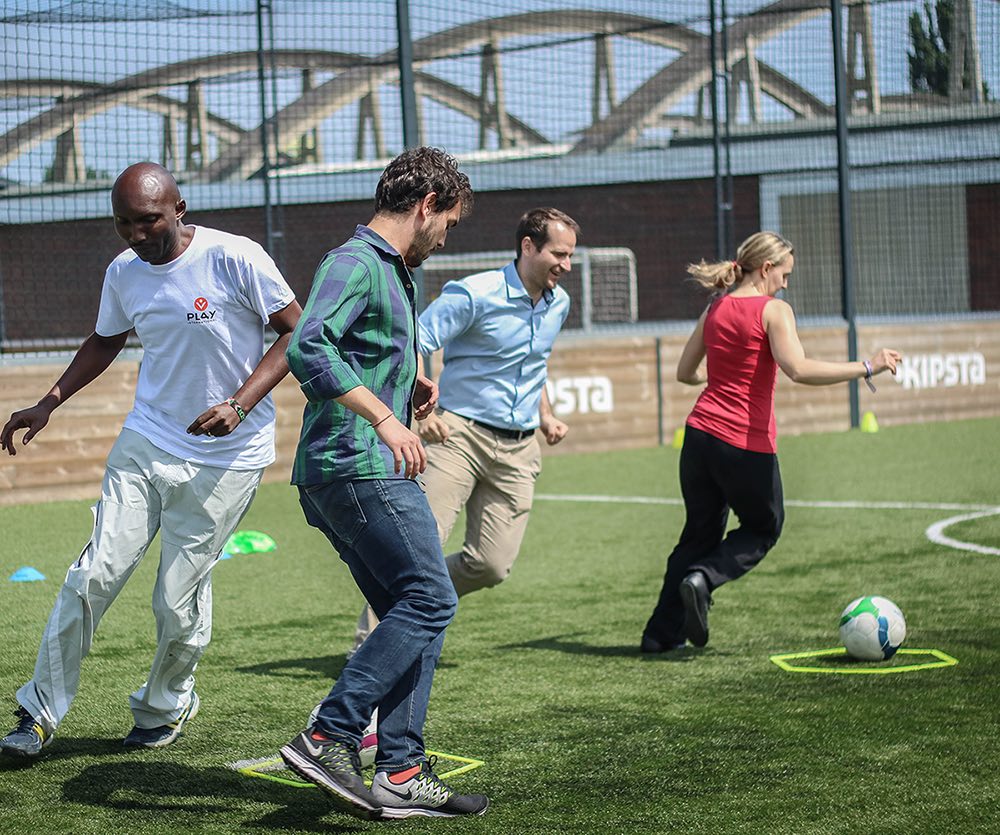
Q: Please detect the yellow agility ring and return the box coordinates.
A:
[230,749,485,788]
[769,647,959,675]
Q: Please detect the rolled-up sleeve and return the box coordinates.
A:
[418,281,475,355]
[287,254,369,403]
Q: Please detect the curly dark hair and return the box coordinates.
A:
[515,207,581,258]
[374,147,473,217]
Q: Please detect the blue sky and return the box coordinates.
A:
[2,1,998,184]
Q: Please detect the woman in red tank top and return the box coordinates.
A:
[641,232,901,653]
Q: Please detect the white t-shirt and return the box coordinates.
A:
[96,226,296,470]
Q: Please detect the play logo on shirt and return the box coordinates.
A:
[188,296,217,323]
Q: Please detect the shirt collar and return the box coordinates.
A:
[354,225,416,302]
[504,261,554,306]
[354,224,403,260]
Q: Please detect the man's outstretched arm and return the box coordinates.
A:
[1,330,130,455]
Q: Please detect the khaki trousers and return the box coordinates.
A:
[351,410,541,650]
[425,410,541,596]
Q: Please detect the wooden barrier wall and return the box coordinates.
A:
[2,319,998,505]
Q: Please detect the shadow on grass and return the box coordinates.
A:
[236,654,459,681]
[236,655,347,680]
[0,737,124,768]
[61,761,373,833]
[497,632,705,662]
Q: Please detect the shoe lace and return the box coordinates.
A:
[316,737,362,773]
[412,756,454,802]
[13,708,41,737]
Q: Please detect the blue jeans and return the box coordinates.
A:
[298,478,457,769]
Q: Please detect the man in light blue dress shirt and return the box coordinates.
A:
[352,208,578,648]
[415,207,579,596]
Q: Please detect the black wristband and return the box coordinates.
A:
[862,361,876,393]
[227,398,247,422]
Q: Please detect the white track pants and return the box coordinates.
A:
[16,428,262,734]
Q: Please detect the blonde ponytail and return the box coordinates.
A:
[686,232,794,294]
[687,259,742,291]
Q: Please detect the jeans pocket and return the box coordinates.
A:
[303,481,368,547]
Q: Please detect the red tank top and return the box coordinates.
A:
[686,294,778,453]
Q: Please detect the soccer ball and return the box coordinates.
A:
[839,595,906,661]
[307,703,378,768]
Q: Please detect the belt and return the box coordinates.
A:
[467,417,534,442]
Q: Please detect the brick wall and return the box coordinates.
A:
[0,177,760,343]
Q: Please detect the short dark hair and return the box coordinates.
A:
[374,147,473,217]
[515,207,581,258]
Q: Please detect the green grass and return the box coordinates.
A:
[1,417,999,834]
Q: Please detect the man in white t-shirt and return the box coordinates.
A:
[0,162,301,762]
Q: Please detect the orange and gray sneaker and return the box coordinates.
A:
[371,757,489,819]
[1,706,53,760]
[280,728,383,821]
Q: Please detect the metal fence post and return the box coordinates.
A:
[709,0,725,259]
[396,0,432,377]
[255,0,274,260]
[396,0,419,149]
[831,0,860,428]
[655,336,664,447]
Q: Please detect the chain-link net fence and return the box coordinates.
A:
[1,1,998,351]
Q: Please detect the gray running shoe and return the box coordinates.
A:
[280,729,382,821]
[1,707,53,760]
[372,757,489,819]
[307,704,378,769]
[123,692,200,749]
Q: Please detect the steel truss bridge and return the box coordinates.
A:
[0,0,988,185]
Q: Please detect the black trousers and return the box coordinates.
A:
[643,425,784,646]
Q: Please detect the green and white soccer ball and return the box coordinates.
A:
[839,595,906,661]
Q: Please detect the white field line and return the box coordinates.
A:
[924,510,1000,557]
[535,494,998,511]
[534,494,1000,556]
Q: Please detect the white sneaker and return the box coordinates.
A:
[359,709,378,768]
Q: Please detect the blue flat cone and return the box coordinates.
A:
[10,566,46,582]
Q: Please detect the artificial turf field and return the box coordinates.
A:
[1,417,998,834]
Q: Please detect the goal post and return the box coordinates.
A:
[420,247,638,332]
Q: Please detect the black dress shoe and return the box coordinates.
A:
[640,633,686,653]
[680,571,712,647]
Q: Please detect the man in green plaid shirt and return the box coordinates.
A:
[279,148,488,821]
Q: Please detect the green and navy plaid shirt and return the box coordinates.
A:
[287,225,418,483]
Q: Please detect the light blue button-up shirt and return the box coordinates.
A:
[418,261,571,431]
